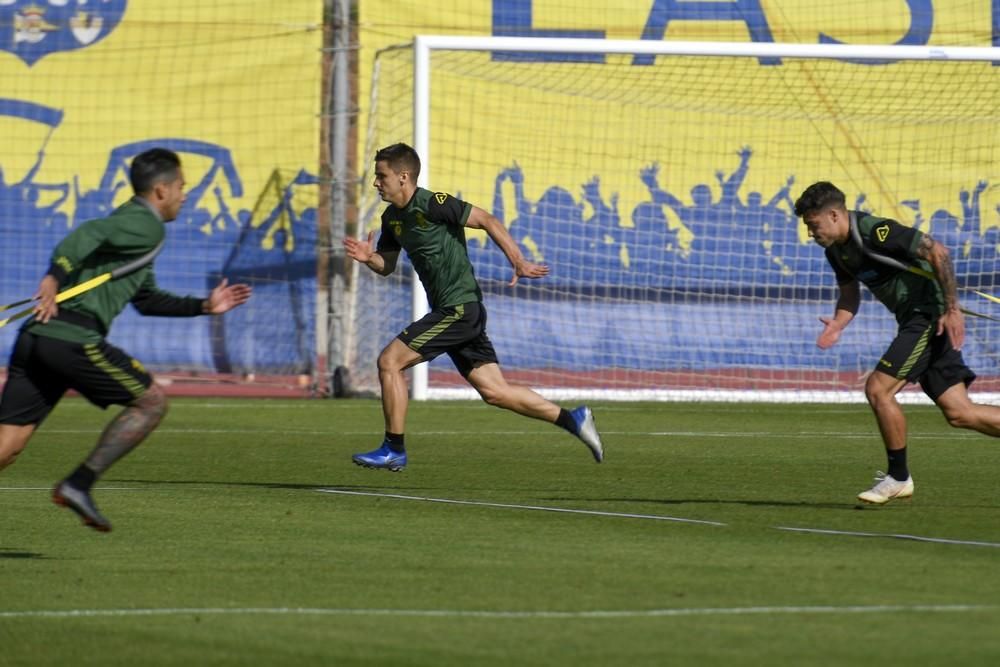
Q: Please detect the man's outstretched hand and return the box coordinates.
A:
[205,278,252,314]
[509,259,549,287]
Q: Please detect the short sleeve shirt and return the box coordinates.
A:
[376,187,481,308]
[825,212,944,322]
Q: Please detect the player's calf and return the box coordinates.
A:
[85,383,168,474]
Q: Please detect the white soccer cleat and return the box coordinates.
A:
[857,471,914,505]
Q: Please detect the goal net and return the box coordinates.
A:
[350,36,1000,402]
[0,2,322,394]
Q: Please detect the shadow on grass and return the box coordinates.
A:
[113,479,862,510]
[111,478,440,493]
[0,548,47,560]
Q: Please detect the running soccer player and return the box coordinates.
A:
[0,148,252,531]
[342,143,604,470]
[795,181,1000,504]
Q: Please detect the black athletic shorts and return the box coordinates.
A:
[875,312,975,402]
[397,301,498,377]
[0,330,152,425]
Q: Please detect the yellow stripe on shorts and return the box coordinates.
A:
[409,304,465,351]
[898,324,932,378]
[83,344,145,398]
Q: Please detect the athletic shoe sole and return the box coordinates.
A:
[857,491,913,506]
[352,458,406,472]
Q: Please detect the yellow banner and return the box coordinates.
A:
[359,0,999,252]
[0,0,321,233]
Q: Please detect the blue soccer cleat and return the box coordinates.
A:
[569,406,604,463]
[352,441,407,471]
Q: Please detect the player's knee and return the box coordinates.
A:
[0,450,18,470]
[476,385,507,408]
[0,427,32,471]
[377,351,404,375]
[863,386,878,407]
[376,355,393,374]
[0,441,25,470]
[135,383,169,420]
[864,382,891,408]
[0,454,15,470]
[940,404,973,429]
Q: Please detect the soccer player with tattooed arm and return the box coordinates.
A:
[795,181,1000,505]
[0,148,252,532]
[342,143,604,471]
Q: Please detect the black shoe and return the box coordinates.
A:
[52,481,112,532]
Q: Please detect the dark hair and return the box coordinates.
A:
[374,143,421,180]
[129,148,182,195]
[793,181,846,217]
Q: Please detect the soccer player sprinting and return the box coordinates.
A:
[342,143,603,470]
[0,148,252,531]
[795,181,1000,505]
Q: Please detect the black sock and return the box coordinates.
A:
[65,464,97,491]
[887,447,908,481]
[384,432,405,453]
[555,409,576,434]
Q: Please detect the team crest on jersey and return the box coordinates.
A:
[434,193,448,205]
[390,220,402,237]
[875,225,890,243]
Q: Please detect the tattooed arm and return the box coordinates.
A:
[916,233,965,350]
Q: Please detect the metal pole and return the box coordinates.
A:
[325,0,351,395]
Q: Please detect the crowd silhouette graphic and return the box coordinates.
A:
[458,146,997,294]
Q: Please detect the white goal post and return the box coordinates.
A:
[352,35,1000,403]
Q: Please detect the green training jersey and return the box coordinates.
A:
[825,211,945,323]
[26,198,202,344]
[376,187,481,308]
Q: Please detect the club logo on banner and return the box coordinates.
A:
[2,0,127,66]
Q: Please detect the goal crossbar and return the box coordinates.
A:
[415,35,1000,62]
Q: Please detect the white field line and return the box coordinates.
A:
[316,489,726,526]
[0,603,994,621]
[3,483,996,548]
[775,526,1000,548]
[317,488,1000,548]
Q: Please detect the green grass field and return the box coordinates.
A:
[2,397,999,666]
